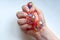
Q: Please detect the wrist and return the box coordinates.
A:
[35,25,59,40]
[35,25,47,40]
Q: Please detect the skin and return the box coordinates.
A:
[16,2,59,40]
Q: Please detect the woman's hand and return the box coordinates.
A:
[16,2,59,40]
[16,2,45,38]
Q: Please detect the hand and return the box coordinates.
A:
[16,2,59,40]
[16,2,46,40]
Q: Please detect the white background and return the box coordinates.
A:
[0,0,60,40]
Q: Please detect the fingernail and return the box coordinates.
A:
[27,2,33,9]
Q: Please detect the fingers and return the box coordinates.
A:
[16,11,27,19]
[22,2,42,16]
[29,5,35,12]
[17,18,27,25]
[22,3,35,13]
[20,24,32,30]
[27,2,46,24]
[17,2,46,31]
[22,5,29,12]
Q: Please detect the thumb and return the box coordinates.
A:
[33,3,46,24]
[27,2,46,25]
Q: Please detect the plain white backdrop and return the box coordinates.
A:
[0,0,60,40]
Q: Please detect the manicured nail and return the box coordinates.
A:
[27,2,33,9]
